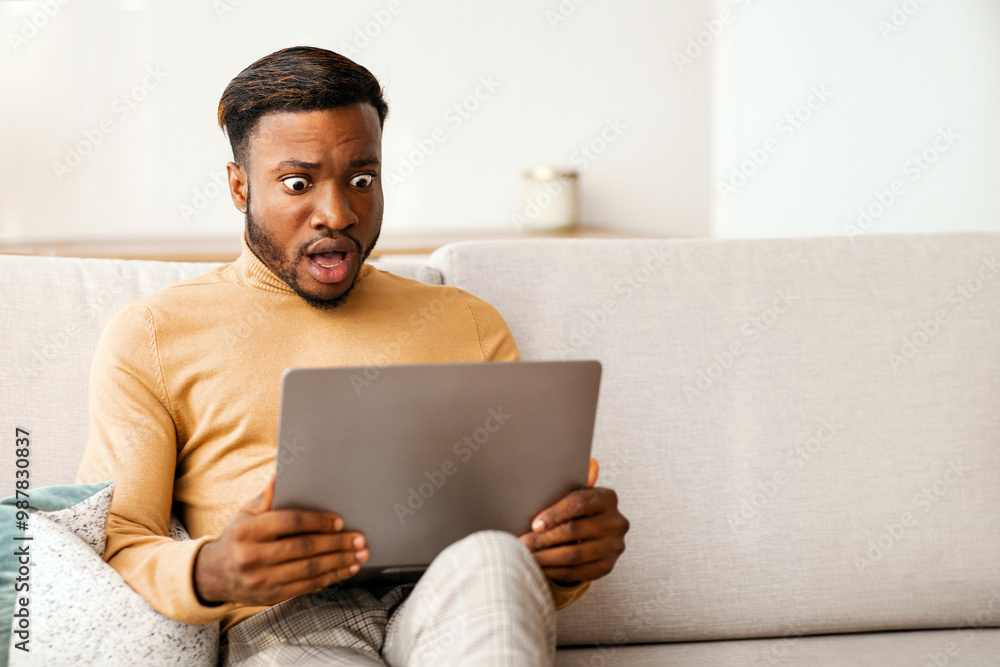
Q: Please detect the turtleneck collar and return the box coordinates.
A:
[230,228,296,294]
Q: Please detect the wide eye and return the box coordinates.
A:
[281,176,309,192]
[350,173,375,188]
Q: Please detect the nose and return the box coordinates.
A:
[309,183,358,232]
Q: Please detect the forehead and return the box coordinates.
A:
[246,104,382,167]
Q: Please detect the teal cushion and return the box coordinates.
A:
[0,482,111,664]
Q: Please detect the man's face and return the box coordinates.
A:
[227,104,383,310]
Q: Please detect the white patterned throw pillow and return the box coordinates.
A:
[2,483,218,666]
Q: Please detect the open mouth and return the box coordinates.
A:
[306,250,352,284]
[310,251,346,268]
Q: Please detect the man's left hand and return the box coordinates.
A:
[518,458,629,586]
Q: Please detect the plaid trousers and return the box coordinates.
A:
[219,530,557,666]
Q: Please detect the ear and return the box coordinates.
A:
[227,161,248,213]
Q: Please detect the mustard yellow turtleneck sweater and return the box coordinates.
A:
[75,232,589,633]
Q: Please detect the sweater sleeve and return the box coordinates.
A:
[461,293,521,362]
[75,303,236,625]
[551,580,592,610]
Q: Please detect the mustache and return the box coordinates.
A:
[299,232,362,256]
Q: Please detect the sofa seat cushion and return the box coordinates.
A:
[556,628,1000,666]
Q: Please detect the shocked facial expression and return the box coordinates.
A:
[227,103,383,310]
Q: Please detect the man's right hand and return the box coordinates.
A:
[193,475,369,606]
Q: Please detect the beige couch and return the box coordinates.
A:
[2,232,998,665]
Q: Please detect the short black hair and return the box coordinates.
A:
[218,46,389,167]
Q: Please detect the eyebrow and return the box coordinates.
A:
[272,157,381,172]
[348,157,381,169]
[274,159,321,171]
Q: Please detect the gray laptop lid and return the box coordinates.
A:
[272,360,601,584]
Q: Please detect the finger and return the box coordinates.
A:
[531,487,616,533]
[530,535,623,568]
[236,509,347,542]
[261,474,275,512]
[235,531,366,569]
[244,475,276,516]
[243,560,365,606]
[587,457,599,488]
[530,508,628,552]
[251,546,370,588]
[542,559,616,585]
[521,513,614,552]
[279,560,365,599]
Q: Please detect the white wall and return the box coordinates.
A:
[713,0,1000,238]
[0,0,712,241]
[3,1,995,243]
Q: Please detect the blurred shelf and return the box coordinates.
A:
[0,225,654,262]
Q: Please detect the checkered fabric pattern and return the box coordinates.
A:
[220,531,557,666]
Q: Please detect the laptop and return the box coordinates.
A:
[271,359,602,586]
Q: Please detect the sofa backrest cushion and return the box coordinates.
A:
[429,233,1000,645]
[1,255,223,491]
[0,253,439,491]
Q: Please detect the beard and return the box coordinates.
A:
[244,188,380,312]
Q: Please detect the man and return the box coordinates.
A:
[76,46,629,666]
